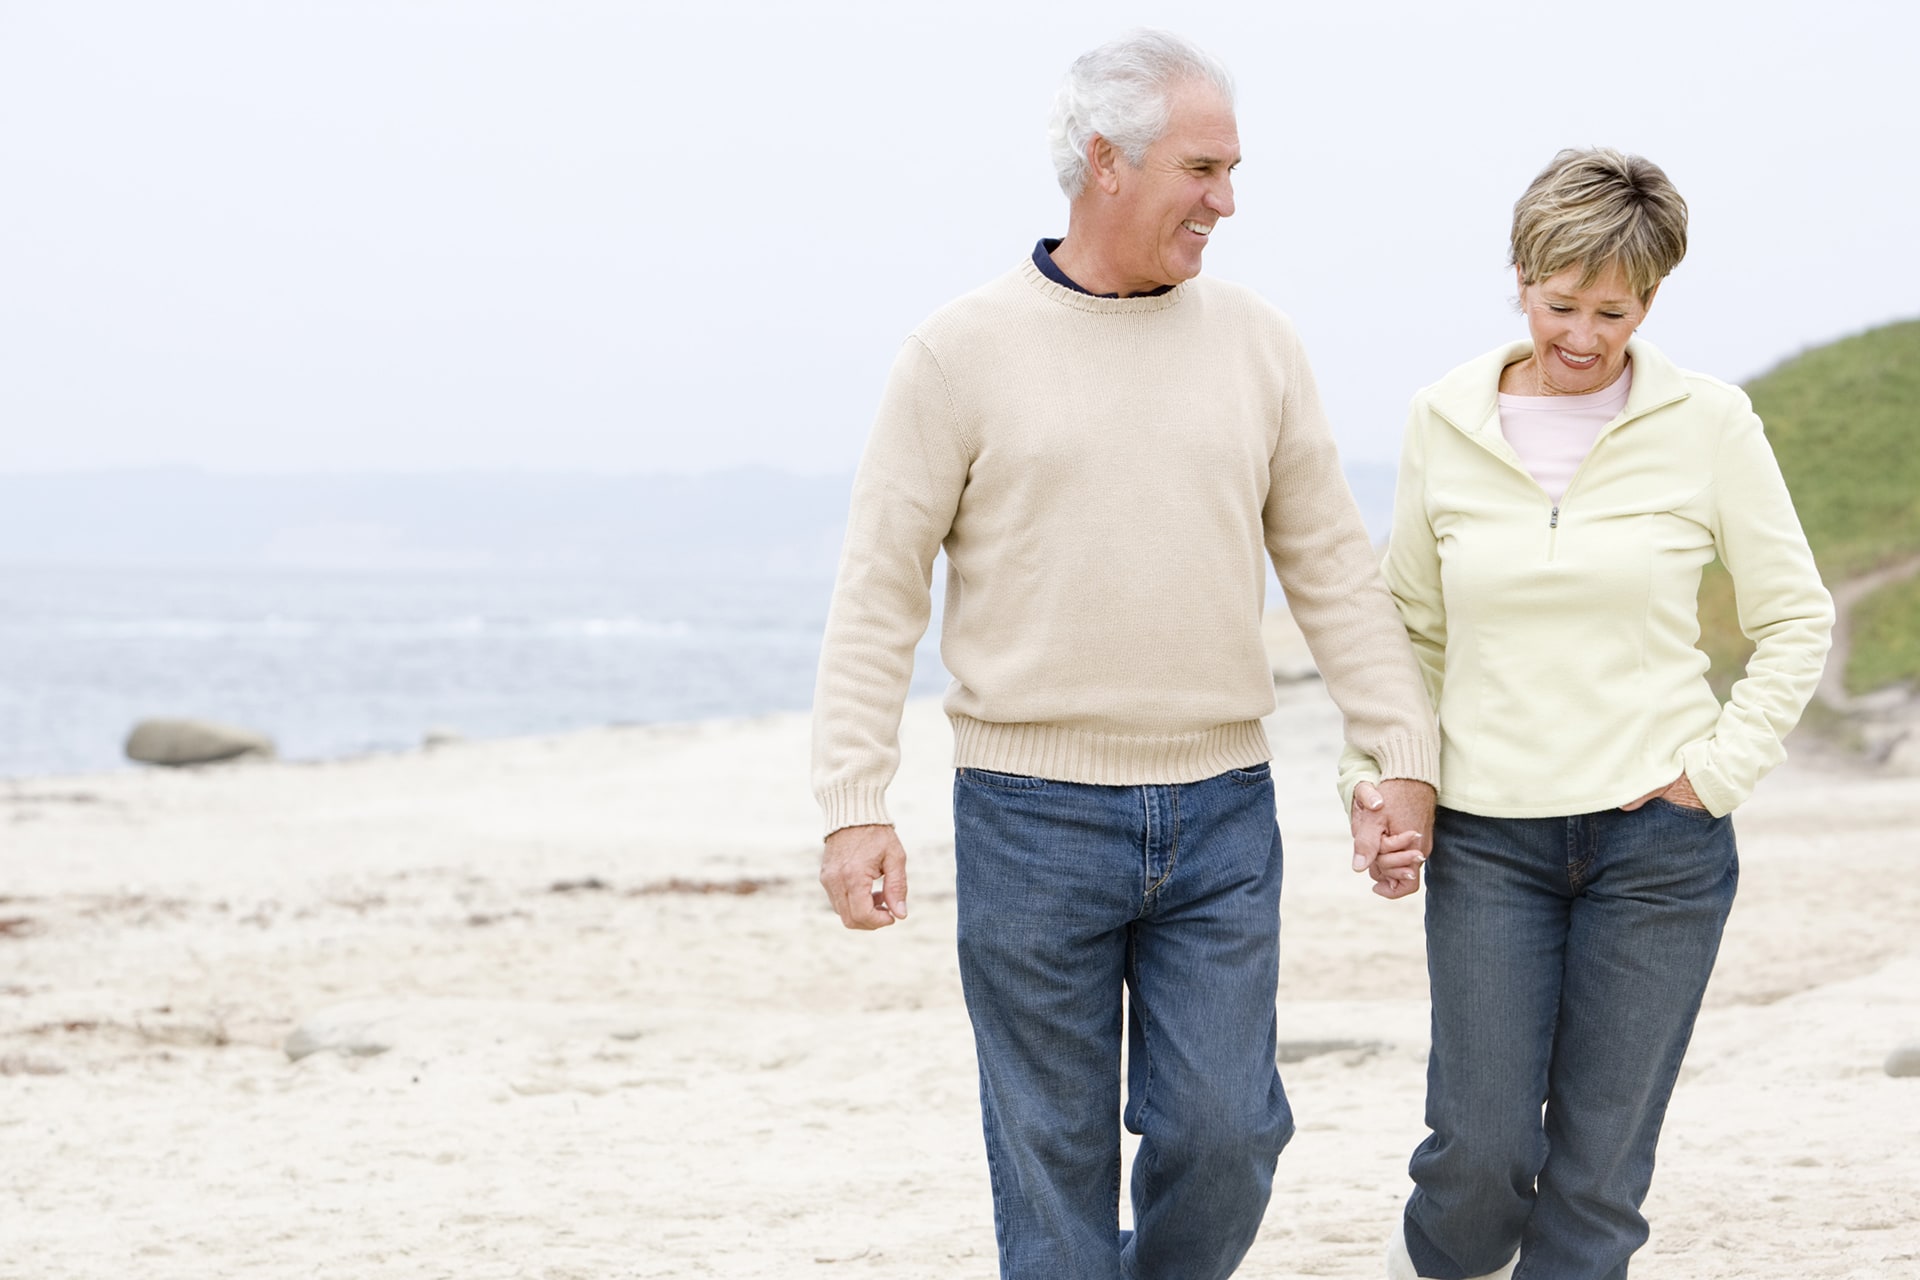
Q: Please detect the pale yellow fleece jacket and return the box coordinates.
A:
[1339,338,1834,819]
[812,258,1439,835]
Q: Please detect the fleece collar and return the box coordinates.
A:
[1424,336,1693,443]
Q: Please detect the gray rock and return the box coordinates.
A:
[1886,1043,1920,1078]
[1851,685,1917,717]
[1880,732,1920,777]
[422,727,465,749]
[125,718,275,767]
[1276,1038,1390,1064]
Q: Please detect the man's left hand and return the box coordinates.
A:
[1351,778,1437,900]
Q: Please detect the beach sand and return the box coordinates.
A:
[2,633,1917,1278]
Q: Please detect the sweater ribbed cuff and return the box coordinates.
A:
[1336,768,1380,819]
[818,786,893,839]
[1366,734,1441,790]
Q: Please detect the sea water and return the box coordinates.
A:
[0,563,948,778]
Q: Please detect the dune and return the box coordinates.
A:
[1,655,1915,1277]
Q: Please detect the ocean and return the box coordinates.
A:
[0,465,1390,780]
[0,563,947,779]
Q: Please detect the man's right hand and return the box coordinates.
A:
[819,823,909,930]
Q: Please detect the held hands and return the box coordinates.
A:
[1350,778,1437,900]
[1348,773,1705,902]
[1619,771,1707,812]
[819,823,909,930]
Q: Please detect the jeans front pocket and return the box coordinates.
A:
[959,768,1050,791]
[1649,794,1715,821]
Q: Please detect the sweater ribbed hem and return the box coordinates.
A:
[1367,734,1441,789]
[818,786,893,839]
[949,715,1272,786]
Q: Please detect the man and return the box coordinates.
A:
[812,29,1438,1280]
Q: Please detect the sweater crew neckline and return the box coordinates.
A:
[1017,255,1190,315]
[1032,238,1176,299]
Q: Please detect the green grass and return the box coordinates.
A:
[1846,571,1920,694]
[1746,318,1920,580]
[1695,318,1920,699]
[1695,560,1750,702]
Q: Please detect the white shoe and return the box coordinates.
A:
[1386,1221,1419,1280]
[1385,1220,1518,1280]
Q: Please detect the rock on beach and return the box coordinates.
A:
[124,718,276,767]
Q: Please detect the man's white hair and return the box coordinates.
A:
[1047,29,1235,199]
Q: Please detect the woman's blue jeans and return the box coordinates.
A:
[953,764,1294,1280]
[1403,801,1739,1280]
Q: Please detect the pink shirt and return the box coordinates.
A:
[1497,364,1633,503]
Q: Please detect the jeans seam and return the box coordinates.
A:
[1566,814,1595,893]
[1127,925,1157,1200]
[979,1083,1013,1273]
[1139,787,1154,905]
[1149,785,1180,899]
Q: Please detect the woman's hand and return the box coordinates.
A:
[1619,772,1707,812]
[1351,778,1435,898]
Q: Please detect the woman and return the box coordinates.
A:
[1343,148,1834,1279]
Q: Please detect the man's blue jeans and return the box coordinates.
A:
[1404,801,1739,1280]
[953,764,1294,1280]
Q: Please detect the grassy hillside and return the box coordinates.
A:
[1698,318,1920,698]
[1847,576,1920,693]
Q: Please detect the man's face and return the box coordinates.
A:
[1106,81,1239,292]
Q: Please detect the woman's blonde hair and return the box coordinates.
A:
[1510,148,1688,301]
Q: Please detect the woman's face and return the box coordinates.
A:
[1517,260,1656,395]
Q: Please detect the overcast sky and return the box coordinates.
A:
[2,0,1914,475]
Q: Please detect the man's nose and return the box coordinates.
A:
[1207,175,1235,219]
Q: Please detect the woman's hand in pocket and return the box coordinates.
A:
[1620,772,1706,812]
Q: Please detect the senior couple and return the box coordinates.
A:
[811,28,1832,1280]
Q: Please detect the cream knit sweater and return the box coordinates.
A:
[812,259,1438,835]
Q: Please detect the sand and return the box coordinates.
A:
[2,655,1917,1278]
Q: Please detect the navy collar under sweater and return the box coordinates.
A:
[1033,238,1175,299]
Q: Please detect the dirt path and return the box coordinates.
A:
[1817,552,1920,707]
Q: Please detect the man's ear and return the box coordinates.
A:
[1087,135,1122,196]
